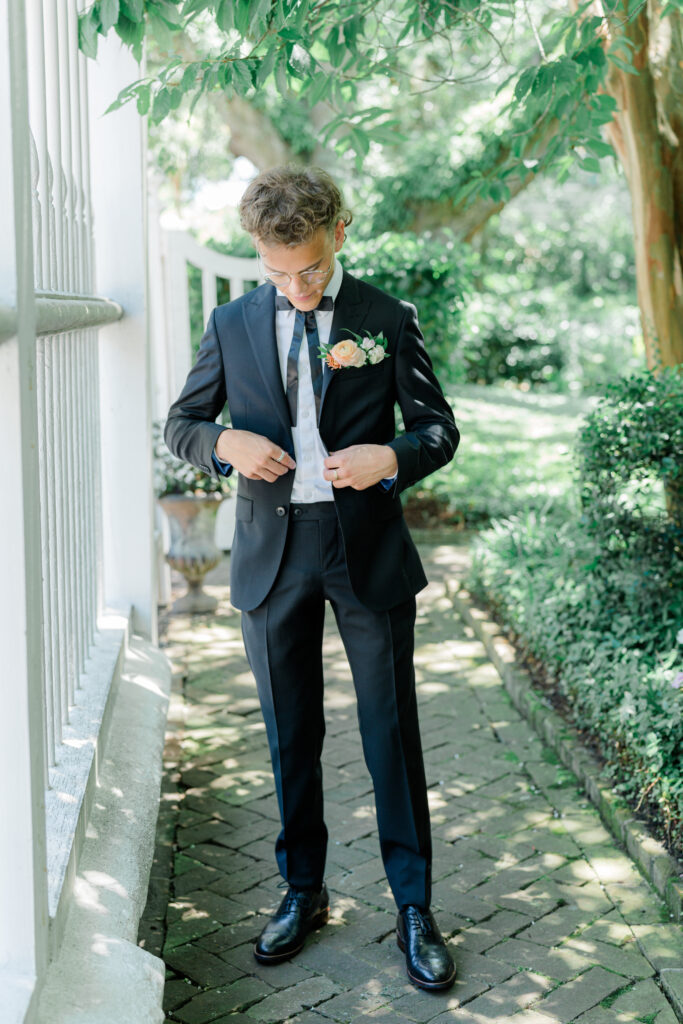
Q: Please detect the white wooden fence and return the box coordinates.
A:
[150,222,261,561]
[151,222,261,424]
[1,4,167,1021]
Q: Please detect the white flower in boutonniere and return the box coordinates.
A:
[319,330,390,370]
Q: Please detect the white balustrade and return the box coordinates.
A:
[1,3,161,1019]
[154,226,261,421]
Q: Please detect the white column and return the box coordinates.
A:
[0,1,49,1019]
[88,34,157,643]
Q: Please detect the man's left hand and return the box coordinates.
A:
[323,444,398,490]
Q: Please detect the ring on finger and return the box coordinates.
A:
[274,449,285,463]
[333,469,339,481]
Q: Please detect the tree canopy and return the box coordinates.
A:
[79,0,683,369]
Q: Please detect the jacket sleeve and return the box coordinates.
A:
[164,308,228,479]
[384,301,460,498]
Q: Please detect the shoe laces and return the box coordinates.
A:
[403,905,434,937]
[278,881,319,912]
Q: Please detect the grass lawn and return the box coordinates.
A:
[410,383,600,525]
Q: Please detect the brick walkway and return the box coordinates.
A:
[139,537,682,1024]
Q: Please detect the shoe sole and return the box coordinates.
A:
[396,930,457,991]
[253,907,330,965]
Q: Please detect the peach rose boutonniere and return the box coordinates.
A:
[318,330,390,370]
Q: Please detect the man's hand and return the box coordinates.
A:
[323,444,398,490]
[216,428,296,483]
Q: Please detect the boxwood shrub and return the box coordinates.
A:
[465,366,683,854]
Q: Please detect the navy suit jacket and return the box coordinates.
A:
[164,268,460,611]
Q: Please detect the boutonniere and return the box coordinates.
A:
[318,330,390,370]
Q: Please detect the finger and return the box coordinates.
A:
[267,460,291,477]
[258,468,279,483]
[270,446,296,470]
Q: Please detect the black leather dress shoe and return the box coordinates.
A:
[254,884,330,964]
[396,905,456,990]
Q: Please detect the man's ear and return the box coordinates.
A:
[334,219,346,251]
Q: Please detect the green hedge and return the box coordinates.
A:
[465,367,683,854]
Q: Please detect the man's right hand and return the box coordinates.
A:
[215,428,296,483]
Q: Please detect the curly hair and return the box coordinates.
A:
[239,165,353,246]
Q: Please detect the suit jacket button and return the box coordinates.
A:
[275,506,287,517]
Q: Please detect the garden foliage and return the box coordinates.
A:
[342,232,474,378]
[465,367,683,853]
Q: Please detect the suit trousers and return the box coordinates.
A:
[240,500,432,910]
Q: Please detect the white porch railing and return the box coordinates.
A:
[1,4,167,1022]
[151,223,261,424]
[149,222,261,571]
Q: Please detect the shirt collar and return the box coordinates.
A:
[324,256,343,302]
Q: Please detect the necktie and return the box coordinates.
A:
[275,295,334,425]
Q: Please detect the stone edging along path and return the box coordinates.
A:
[447,580,683,928]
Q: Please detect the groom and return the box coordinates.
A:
[164,166,460,990]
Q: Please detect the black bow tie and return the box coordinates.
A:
[275,295,334,312]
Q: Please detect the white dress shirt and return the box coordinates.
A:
[212,255,397,498]
[275,257,342,502]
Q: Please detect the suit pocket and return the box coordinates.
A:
[236,494,253,522]
[334,359,390,382]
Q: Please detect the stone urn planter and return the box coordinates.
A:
[158,493,224,613]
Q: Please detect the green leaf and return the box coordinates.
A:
[627,0,647,18]
[115,13,145,61]
[234,0,252,36]
[151,87,172,122]
[136,81,151,114]
[608,52,639,75]
[100,0,120,33]
[252,0,273,30]
[231,59,253,93]
[182,0,212,17]
[215,0,234,32]
[104,91,126,114]
[303,71,331,106]
[255,46,278,86]
[181,63,198,89]
[585,137,615,158]
[189,73,209,115]
[153,0,184,26]
[78,9,100,59]
[121,0,144,21]
[274,54,289,97]
[514,66,537,101]
[579,155,601,172]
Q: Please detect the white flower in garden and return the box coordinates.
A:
[677,628,683,645]
[368,345,386,364]
[672,671,683,690]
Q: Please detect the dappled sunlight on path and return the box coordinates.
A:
[139,541,681,1024]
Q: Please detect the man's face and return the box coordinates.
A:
[256,219,345,312]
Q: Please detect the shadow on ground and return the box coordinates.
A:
[139,540,680,1024]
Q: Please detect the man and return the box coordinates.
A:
[164,166,460,991]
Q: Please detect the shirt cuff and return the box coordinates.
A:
[211,448,232,476]
[379,471,398,490]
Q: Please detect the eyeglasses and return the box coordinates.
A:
[257,254,333,289]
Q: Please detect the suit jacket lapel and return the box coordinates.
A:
[318,269,371,426]
[241,283,293,442]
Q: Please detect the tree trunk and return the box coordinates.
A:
[577,2,683,370]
